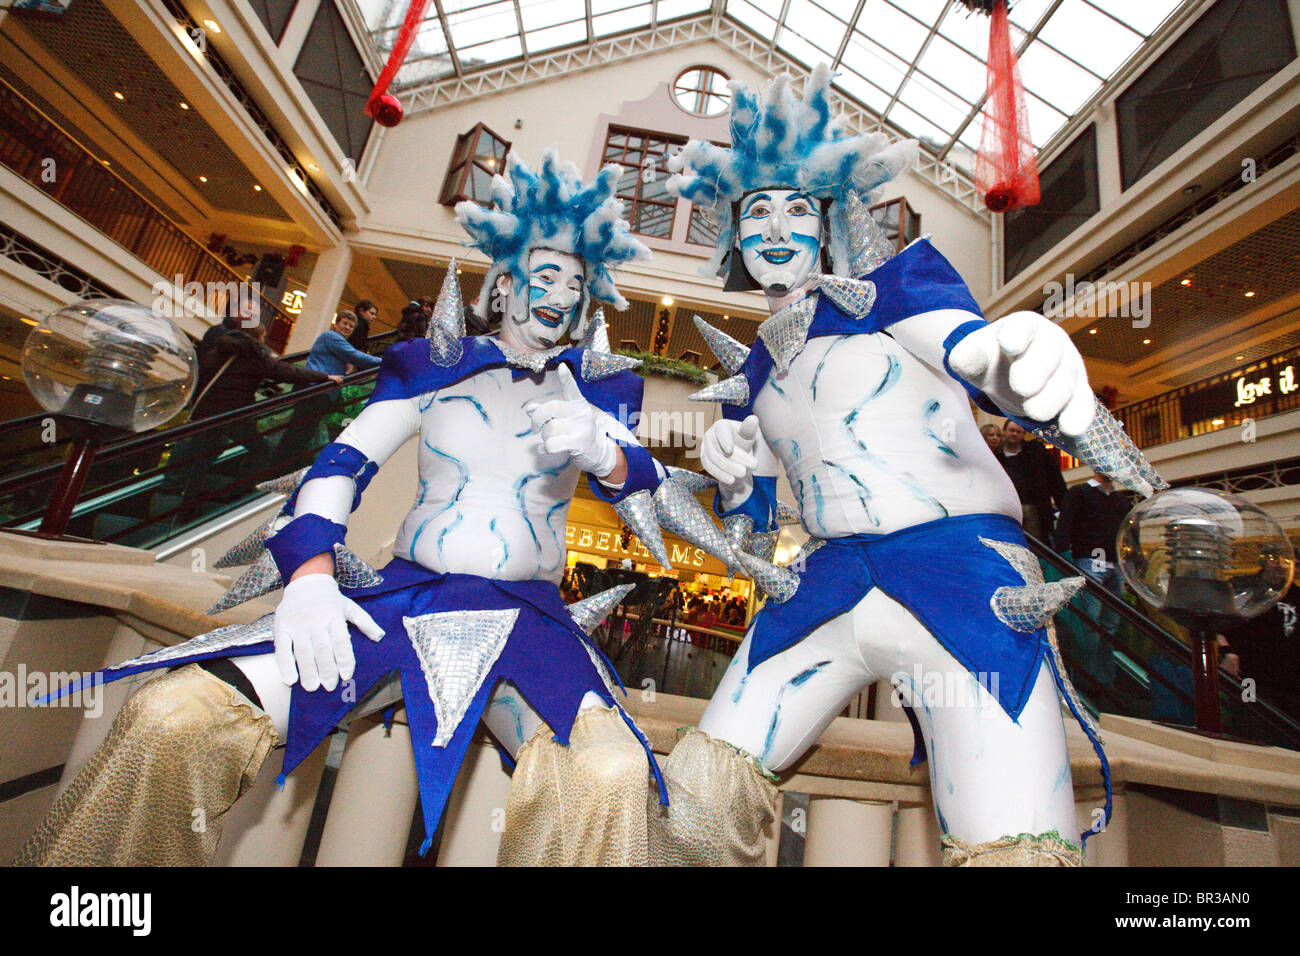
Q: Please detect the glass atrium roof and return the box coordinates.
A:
[356,0,1188,169]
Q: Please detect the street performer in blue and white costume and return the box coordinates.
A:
[649,66,1166,867]
[20,150,756,867]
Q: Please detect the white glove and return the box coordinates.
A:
[524,364,619,477]
[701,415,760,508]
[273,573,385,693]
[947,312,1096,437]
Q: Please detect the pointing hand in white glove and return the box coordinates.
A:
[701,415,761,507]
[947,312,1096,437]
[524,364,621,478]
[273,572,384,693]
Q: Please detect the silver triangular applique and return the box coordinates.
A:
[567,583,636,634]
[689,373,749,406]
[844,191,899,277]
[693,316,750,374]
[434,261,466,337]
[404,608,519,747]
[214,517,277,568]
[580,308,609,352]
[653,478,740,575]
[722,513,755,556]
[581,638,621,699]
[745,530,780,563]
[429,323,463,367]
[257,467,309,495]
[333,544,383,590]
[738,551,800,604]
[665,466,718,495]
[756,297,816,374]
[108,615,275,672]
[581,349,641,381]
[614,489,671,568]
[980,537,1085,632]
[789,536,825,569]
[812,275,877,319]
[207,551,282,614]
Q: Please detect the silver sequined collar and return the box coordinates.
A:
[492,338,568,373]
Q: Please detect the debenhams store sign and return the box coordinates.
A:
[564,522,726,575]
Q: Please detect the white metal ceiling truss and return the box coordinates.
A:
[401,12,988,217]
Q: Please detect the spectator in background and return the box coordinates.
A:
[419,296,435,321]
[1218,550,1299,721]
[996,419,1067,540]
[1054,470,1133,686]
[305,311,382,377]
[980,423,1002,452]
[348,299,377,350]
[396,302,429,342]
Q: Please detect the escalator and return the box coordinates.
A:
[0,332,395,549]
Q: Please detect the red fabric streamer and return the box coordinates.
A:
[365,0,436,127]
[974,1,1040,213]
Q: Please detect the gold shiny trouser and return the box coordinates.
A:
[14,665,277,866]
[496,704,652,866]
[647,728,778,866]
[942,830,1083,867]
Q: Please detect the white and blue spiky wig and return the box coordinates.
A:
[666,64,919,281]
[455,148,650,332]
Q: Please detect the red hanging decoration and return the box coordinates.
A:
[365,0,436,128]
[973,1,1040,213]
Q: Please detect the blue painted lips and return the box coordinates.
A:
[532,305,565,328]
[759,248,796,264]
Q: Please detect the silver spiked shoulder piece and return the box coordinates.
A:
[428,261,466,367]
[579,309,642,381]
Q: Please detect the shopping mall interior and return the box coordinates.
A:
[0,0,1299,867]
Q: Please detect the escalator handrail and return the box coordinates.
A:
[0,362,383,502]
[1024,531,1300,747]
[0,331,399,443]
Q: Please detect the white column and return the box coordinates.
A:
[215,743,329,866]
[803,797,894,866]
[286,242,352,354]
[436,738,514,866]
[314,711,419,867]
[895,803,943,867]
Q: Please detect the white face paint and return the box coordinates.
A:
[736,188,823,295]
[497,249,585,352]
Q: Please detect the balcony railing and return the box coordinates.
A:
[1112,344,1300,450]
[0,79,297,351]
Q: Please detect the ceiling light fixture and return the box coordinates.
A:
[1142,338,1151,344]
[1180,278,1191,286]
[179,101,189,110]
[253,184,261,191]
[203,19,221,33]
[113,91,125,101]
[1245,291,1256,297]
[661,296,674,306]
[1088,328,1098,334]
[198,176,207,183]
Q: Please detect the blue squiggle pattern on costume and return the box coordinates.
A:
[489,517,510,572]
[824,459,880,527]
[514,427,533,438]
[544,500,568,569]
[436,511,463,557]
[514,461,570,552]
[437,394,490,425]
[422,441,470,519]
[922,399,959,459]
[811,335,851,401]
[488,691,526,747]
[809,474,827,534]
[760,660,832,763]
[840,361,948,518]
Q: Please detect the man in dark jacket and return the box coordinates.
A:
[996,419,1067,540]
[347,299,377,351]
[172,327,340,505]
